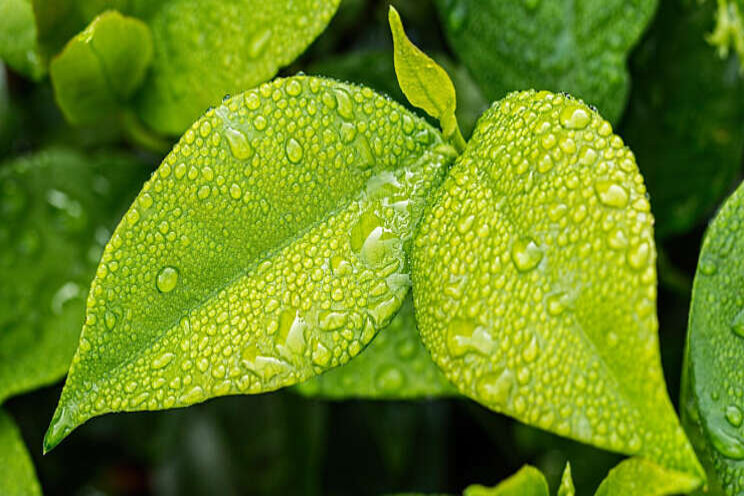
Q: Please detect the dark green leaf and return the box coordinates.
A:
[0,409,41,496]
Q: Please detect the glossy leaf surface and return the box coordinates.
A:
[434,0,656,123]
[50,10,153,125]
[594,458,700,495]
[0,409,41,496]
[45,76,455,450]
[0,148,149,403]
[412,90,702,478]
[296,296,453,399]
[682,180,744,495]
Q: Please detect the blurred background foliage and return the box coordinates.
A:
[1,0,743,494]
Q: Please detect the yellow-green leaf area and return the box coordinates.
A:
[594,457,701,495]
[0,148,149,404]
[295,295,454,399]
[0,409,41,496]
[710,0,744,70]
[558,462,575,496]
[44,76,456,451]
[411,90,702,479]
[434,0,657,123]
[50,10,153,125]
[463,465,548,496]
[682,180,744,495]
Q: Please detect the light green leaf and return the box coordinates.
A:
[594,457,701,495]
[411,90,703,480]
[0,148,149,404]
[463,465,548,496]
[620,0,744,238]
[682,179,744,495]
[0,409,41,496]
[295,295,454,399]
[389,6,465,152]
[44,76,456,451]
[709,0,744,70]
[434,0,657,124]
[50,10,153,125]
[558,462,575,496]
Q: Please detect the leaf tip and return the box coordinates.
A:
[42,402,78,454]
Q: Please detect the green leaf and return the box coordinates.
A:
[594,457,701,495]
[463,465,548,496]
[434,0,657,124]
[295,295,454,399]
[0,409,41,496]
[50,10,153,125]
[709,0,744,70]
[620,0,744,238]
[44,76,456,451]
[389,6,466,152]
[0,148,149,404]
[411,90,703,480]
[682,179,744,495]
[558,462,575,496]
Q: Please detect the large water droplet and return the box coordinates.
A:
[511,237,543,272]
[476,369,514,406]
[709,424,744,460]
[334,88,353,119]
[225,128,253,159]
[285,138,303,163]
[731,308,744,338]
[559,105,591,130]
[156,266,179,293]
[726,405,743,427]
[595,181,629,208]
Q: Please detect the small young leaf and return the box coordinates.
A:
[682,179,744,494]
[0,409,42,496]
[388,6,466,151]
[0,148,149,404]
[594,458,701,496]
[558,462,574,496]
[434,0,657,123]
[44,76,456,451]
[50,10,153,125]
[709,0,744,70]
[295,295,454,399]
[463,465,548,496]
[620,0,744,238]
[411,90,703,479]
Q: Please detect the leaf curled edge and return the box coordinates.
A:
[44,75,456,451]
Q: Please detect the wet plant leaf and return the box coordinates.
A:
[620,0,744,238]
[594,457,701,495]
[464,465,548,496]
[0,148,149,404]
[682,180,744,495]
[295,295,454,399]
[434,0,656,123]
[411,90,703,479]
[50,10,153,125]
[44,76,456,451]
[0,409,41,496]
[389,6,465,151]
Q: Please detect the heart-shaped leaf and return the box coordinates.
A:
[44,76,456,451]
[594,458,701,495]
[50,10,153,125]
[434,0,656,123]
[0,409,41,496]
[411,90,702,479]
[295,295,454,399]
[0,148,149,404]
[682,180,744,494]
[464,465,548,496]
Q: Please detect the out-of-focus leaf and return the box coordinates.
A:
[620,0,744,238]
[0,409,41,496]
[50,10,153,125]
[594,457,701,495]
[44,76,456,451]
[434,0,656,123]
[412,90,703,480]
[464,465,548,496]
[0,148,149,403]
[296,296,454,399]
[709,0,744,70]
[682,180,744,494]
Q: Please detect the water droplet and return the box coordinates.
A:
[156,266,179,293]
[285,138,303,163]
[726,405,743,427]
[248,28,272,58]
[511,237,543,272]
[709,424,744,460]
[476,369,514,406]
[225,128,253,159]
[104,310,117,330]
[151,352,175,370]
[334,88,353,119]
[447,318,476,357]
[700,257,718,275]
[627,242,650,270]
[286,79,302,96]
[595,181,628,208]
[731,308,744,338]
[559,105,591,130]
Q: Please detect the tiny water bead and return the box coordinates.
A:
[156,266,179,293]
